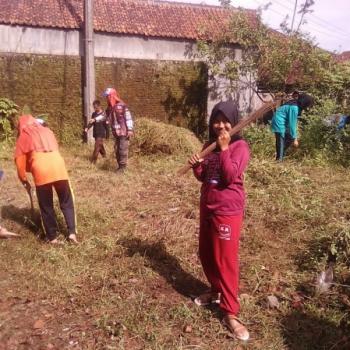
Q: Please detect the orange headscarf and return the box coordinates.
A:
[15,115,58,158]
[103,88,124,107]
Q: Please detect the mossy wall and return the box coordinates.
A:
[0,54,208,143]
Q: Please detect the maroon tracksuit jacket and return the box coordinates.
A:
[193,139,250,315]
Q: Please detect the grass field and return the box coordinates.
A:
[0,139,349,350]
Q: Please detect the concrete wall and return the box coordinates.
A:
[0,23,260,131]
[0,25,81,56]
[0,24,197,62]
[0,53,207,142]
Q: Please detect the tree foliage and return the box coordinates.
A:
[197,7,350,108]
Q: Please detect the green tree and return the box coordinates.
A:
[197,5,349,106]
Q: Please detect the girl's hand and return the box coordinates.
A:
[217,130,230,151]
[188,154,204,167]
[293,139,299,147]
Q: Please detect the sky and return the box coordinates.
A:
[170,0,350,52]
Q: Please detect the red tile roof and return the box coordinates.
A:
[0,0,255,41]
[337,51,350,63]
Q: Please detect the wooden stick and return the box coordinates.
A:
[25,184,35,218]
[177,101,278,176]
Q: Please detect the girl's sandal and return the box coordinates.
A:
[194,292,221,306]
[222,315,250,341]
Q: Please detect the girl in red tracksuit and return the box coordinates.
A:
[188,101,250,341]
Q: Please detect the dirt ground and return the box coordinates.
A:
[1,142,349,349]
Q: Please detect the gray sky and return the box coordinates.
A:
[171,0,350,52]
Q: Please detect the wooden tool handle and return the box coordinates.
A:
[177,101,277,176]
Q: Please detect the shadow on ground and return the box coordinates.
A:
[120,237,208,298]
[1,204,41,235]
[282,310,349,350]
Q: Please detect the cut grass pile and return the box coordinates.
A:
[0,126,350,349]
[131,118,201,156]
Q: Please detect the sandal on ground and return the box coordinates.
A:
[68,234,79,244]
[194,292,221,306]
[222,315,250,341]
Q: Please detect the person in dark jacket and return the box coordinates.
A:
[85,100,109,164]
[188,101,250,341]
[103,88,134,172]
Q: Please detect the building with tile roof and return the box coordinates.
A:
[337,51,350,63]
[0,0,252,40]
[0,0,259,141]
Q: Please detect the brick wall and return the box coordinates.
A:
[0,54,208,143]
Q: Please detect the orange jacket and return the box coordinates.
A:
[15,115,69,186]
[15,151,68,186]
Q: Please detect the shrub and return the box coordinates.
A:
[243,124,275,158]
[243,99,350,166]
[0,98,19,141]
[298,99,350,166]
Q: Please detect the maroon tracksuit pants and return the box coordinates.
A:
[199,211,242,315]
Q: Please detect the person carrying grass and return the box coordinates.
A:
[188,101,250,341]
[103,88,134,173]
[14,115,78,245]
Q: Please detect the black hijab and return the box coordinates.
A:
[283,93,313,116]
[297,93,314,112]
[208,101,241,143]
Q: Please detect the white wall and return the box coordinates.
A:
[0,24,198,61]
[94,33,198,61]
[0,25,81,56]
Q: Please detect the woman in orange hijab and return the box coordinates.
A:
[15,115,78,244]
[103,88,134,172]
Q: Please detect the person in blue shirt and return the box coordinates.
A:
[336,115,350,131]
[271,93,313,161]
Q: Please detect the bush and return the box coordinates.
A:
[298,99,350,166]
[243,99,350,166]
[131,118,201,156]
[243,124,275,158]
[0,98,18,141]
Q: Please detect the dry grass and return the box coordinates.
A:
[0,137,350,350]
[131,118,201,156]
